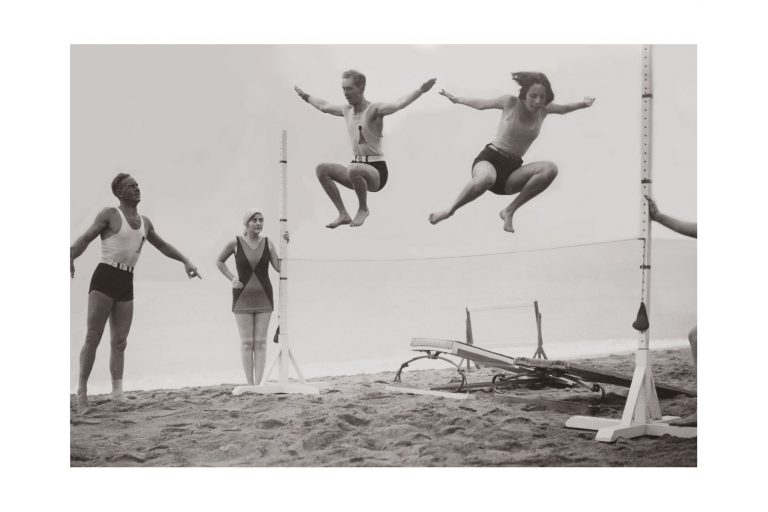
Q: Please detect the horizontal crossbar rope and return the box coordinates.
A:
[288,237,638,263]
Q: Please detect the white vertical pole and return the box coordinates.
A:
[278,129,289,385]
[639,44,653,352]
[625,44,662,425]
[565,45,695,440]
[232,130,321,395]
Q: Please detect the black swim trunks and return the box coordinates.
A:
[472,144,524,195]
[89,263,134,301]
[350,160,389,191]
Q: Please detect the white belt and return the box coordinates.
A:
[352,154,386,163]
[101,259,134,273]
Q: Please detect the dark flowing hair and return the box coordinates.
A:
[511,72,555,105]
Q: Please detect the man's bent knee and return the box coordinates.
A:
[316,163,335,178]
[688,326,697,344]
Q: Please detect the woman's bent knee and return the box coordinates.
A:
[473,173,495,189]
[543,162,558,179]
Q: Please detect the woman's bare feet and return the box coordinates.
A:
[428,210,452,225]
[326,213,352,229]
[499,209,515,232]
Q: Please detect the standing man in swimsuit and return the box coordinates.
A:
[70,172,200,410]
[429,72,595,233]
[295,70,436,228]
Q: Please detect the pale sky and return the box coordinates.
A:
[71,44,695,279]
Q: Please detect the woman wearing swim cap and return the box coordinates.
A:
[216,209,287,385]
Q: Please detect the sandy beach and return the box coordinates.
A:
[70,348,696,467]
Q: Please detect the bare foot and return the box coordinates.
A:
[669,412,697,426]
[326,213,352,229]
[499,210,515,233]
[76,391,89,411]
[111,390,127,403]
[428,210,452,225]
[349,209,369,227]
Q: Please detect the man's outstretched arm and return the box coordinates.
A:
[294,86,344,116]
[144,216,201,278]
[375,78,437,116]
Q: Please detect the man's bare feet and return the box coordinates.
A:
[111,380,127,403]
[669,412,697,427]
[349,209,369,227]
[428,210,452,225]
[76,390,89,411]
[499,209,515,233]
[326,213,352,229]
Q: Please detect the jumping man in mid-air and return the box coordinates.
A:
[295,70,436,228]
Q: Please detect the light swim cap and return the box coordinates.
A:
[243,208,262,226]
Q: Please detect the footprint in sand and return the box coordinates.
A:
[71,418,102,425]
[107,453,147,464]
[160,427,188,433]
[337,414,371,427]
[259,419,286,429]
[302,431,344,451]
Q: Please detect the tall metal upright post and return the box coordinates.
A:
[565,46,696,441]
[233,131,321,396]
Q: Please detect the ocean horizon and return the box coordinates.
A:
[70,238,696,394]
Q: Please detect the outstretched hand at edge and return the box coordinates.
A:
[438,89,458,103]
[644,194,660,220]
[294,86,309,101]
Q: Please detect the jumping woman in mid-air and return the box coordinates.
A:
[429,72,595,233]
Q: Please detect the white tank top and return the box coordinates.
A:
[100,207,146,268]
[342,103,383,156]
